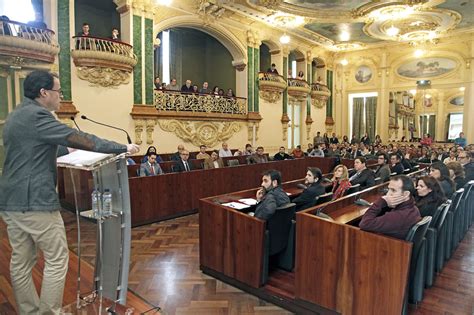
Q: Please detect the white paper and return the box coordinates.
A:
[222,202,250,210]
[238,198,258,206]
[57,149,112,167]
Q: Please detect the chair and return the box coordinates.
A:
[314,192,333,205]
[390,172,397,177]
[467,180,474,227]
[403,216,432,310]
[435,200,452,273]
[425,201,451,287]
[345,183,360,196]
[227,159,240,167]
[403,169,411,174]
[459,182,473,242]
[261,203,296,285]
[170,165,178,173]
[445,188,464,260]
[374,177,382,185]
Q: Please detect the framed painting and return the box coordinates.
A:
[397,57,457,79]
[355,65,372,83]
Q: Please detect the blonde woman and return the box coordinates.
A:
[331,164,352,200]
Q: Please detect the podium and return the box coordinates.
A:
[57,151,132,310]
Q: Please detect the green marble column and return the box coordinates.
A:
[57,0,71,100]
[247,46,254,112]
[326,69,333,118]
[133,15,142,104]
[144,18,154,105]
[283,56,288,114]
[306,62,312,116]
[253,47,259,112]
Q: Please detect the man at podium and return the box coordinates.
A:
[0,70,139,315]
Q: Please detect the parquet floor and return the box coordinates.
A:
[1,211,473,314]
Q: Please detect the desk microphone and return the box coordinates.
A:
[81,115,132,144]
[70,116,81,131]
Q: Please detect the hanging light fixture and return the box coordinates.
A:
[280,33,290,44]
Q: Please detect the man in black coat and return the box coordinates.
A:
[254,170,290,220]
[459,151,474,181]
[293,167,326,211]
[349,157,375,189]
[174,150,193,172]
[390,153,405,175]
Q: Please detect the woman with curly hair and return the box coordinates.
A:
[415,175,447,217]
[331,164,352,200]
[430,162,455,198]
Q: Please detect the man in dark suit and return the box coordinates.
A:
[248,146,268,164]
[459,151,474,181]
[203,150,224,169]
[139,153,163,176]
[390,153,405,175]
[76,22,91,49]
[181,79,194,92]
[374,153,391,182]
[273,146,292,161]
[171,144,185,161]
[349,143,362,159]
[329,133,339,144]
[293,167,326,211]
[174,150,193,172]
[266,63,279,75]
[254,170,290,220]
[349,157,375,189]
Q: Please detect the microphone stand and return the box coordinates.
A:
[81,115,132,144]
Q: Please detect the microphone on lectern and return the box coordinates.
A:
[70,116,81,131]
[80,115,132,144]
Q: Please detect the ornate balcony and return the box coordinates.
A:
[71,36,137,87]
[258,72,287,103]
[287,78,311,101]
[310,83,331,108]
[0,19,59,66]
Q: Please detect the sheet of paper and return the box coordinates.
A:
[222,202,250,210]
[57,149,112,167]
[238,198,258,206]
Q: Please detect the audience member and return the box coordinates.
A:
[248,146,268,164]
[349,143,362,159]
[171,144,185,161]
[76,22,91,49]
[267,63,279,74]
[218,142,232,157]
[374,135,382,146]
[308,144,324,157]
[196,145,210,160]
[293,167,325,211]
[218,88,225,96]
[430,162,455,198]
[174,150,193,172]
[192,85,199,94]
[329,133,339,144]
[254,170,290,220]
[203,150,224,169]
[454,132,466,148]
[142,145,162,163]
[181,80,193,92]
[154,77,162,90]
[350,135,359,145]
[199,82,209,94]
[374,153,391,182]
[291,145,305,158]
[349,157,375,189]
[390,153,405,175]
[360,133,370,145]
[167,78,179,91]
[331,165,352,199]
[458,151,474,181]
[297,71,304,80]
[443,148,457,164]
[420,133,433,147]
[306,143,313,155]
[446,161,467,189]
[110,27,120,41]
[77,22,90,36]
[274,146,292,161]
[242,143,254,156]
[322,133,330,144]
[226,88,235,97]
[313,131,324,146]
[359,175,421,239]
[139,153,163,176]
[415,176,447,217]
[212,86,220,95]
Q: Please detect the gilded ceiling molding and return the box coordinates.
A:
[76,67,132,87]
[158,120,242,147]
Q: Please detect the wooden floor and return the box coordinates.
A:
[1,211,473,314]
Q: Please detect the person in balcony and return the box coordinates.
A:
[154,77,162,90]
[218,89,225,96]
[110,27,120,41]
[199,82,209,94]
[212,86,220,95]
[167,78,179,91]
[76,22,91,50]
[181,80,193,93]
[297,71,304,80]
[266,63,279,75]
[0,15,12,36]
[226,88,235,97]
[192,85,199,94]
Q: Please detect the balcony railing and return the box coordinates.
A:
[287,78,311,100]
[155,90,247,115]
[71,36,137,72]
[0,19,59,64]
[310,83,331,108]
[258,72,287,103]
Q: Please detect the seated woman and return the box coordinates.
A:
[415,175,447,217]
[331,164,352,200]
[293,167,325,211]
[141,146,163,163]
[446,161,467,190]
[430,162,455,199]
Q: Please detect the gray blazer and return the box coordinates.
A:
[139,162,163,176]
[0,97,127,212]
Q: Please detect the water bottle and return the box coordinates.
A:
[91,190,101,217]
[102,189,113,216]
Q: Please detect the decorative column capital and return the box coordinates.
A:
[55,101,79,120]
[232,60,247,71]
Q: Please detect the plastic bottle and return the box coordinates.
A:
[102,189,113,216]
[91,190,101,217]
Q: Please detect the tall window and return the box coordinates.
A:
[448,113,463,140]
[349,92,378,140]
[0,0,35,23]
[161,30,170,85]
[291,60,296,79]
[287,102,301,149]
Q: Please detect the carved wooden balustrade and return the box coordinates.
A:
[257,72,287,103]
[71,36,137,87]
[0,18,59,65]
[287,78,311,101]
[310,83,331,108]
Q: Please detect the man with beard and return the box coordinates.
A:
[292,167,326,211]
[253,170,290,220]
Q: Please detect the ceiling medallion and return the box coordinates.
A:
[267,13,304,28]
[333,42,365,51]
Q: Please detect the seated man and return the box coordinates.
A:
[181,79,193,92]
[293,167,326,211]
[390,153,405,175]
[273,146,292,161]
[139,153,163,176]
[219,142,233,157]
[242,143,254,156]
[308,144,325,157]
[359,175,421,239]
[291,145,305,158]
[459,151,474,181]
[248,146,269,164]
[349,157,375,189]
[254,170,290,220]
[203,150,224,169]
[196,144,210,160]
[171,144,185,161]
[374,153,391,182]
[174,150,193,172]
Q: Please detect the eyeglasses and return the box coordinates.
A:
[48,88,63,97]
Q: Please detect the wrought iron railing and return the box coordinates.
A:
[155,90,247,115]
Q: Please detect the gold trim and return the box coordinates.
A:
[76,67,132,87]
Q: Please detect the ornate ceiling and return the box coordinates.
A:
[220,0,474,50]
